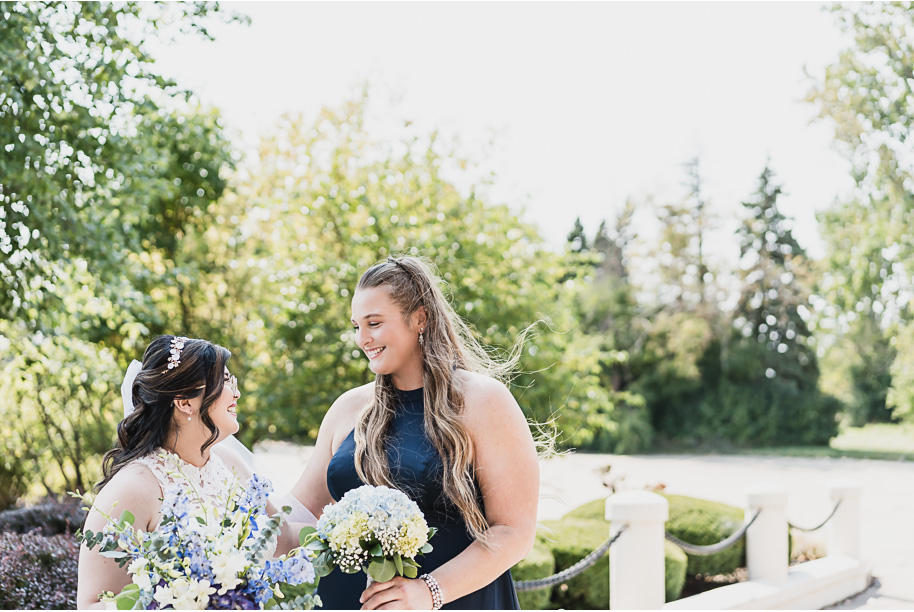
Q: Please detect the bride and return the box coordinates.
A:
[76,335,309,609]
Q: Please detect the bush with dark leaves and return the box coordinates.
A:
[0,496,87,536]
[0,530,78,609]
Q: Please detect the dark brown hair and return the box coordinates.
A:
[95,335,231,491]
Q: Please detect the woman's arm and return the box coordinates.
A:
[76,466,162,610]
[289,384,371,520]
[361,374,539,610]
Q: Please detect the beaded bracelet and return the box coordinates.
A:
[420,573,444,610]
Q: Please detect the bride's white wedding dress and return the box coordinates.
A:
[131,446,315,530]
[134,448,236,509]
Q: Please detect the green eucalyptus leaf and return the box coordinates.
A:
[100,550,129,559]
[368,559,397,583]
[393,553,403,576]
[118,510,135,527]
[114,584,141,610]
[298,526,317,546]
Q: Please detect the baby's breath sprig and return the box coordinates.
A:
[300,484,437,584]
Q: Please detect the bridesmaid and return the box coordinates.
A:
[291,256,539,610]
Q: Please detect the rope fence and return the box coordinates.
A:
[788,499,841,532]
[513,496,844,592]
[513,525,628,591]
[663,509,761,556]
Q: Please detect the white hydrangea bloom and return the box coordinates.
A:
[316,485,431,572]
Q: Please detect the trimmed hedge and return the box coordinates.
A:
[663,494,745,577]
[565,493,749,578]
[538,517,687,609]
[0,530,78,609]
[0,496,87,536]
[510,537,555,610]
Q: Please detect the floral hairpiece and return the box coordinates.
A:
[164,336,188,373]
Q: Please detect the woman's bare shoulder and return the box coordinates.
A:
[456,370,522,422]
[327,381,375,421]
[456,369,512,400]
[90,463,162,525]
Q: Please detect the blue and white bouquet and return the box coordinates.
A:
[76,472,320,610]
[301,484,436,584]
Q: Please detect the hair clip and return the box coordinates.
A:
[164,336,188,373]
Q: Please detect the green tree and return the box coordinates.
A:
[0,319,122,500]
[569,204,654,452]
[0,1,238,321]
[808,2,914,422]
[732,165,817,388]
[0,2,241,501]
[215,97,603,449]
[567,217,588,253]
[655,157,715,313]
[720,165,837,444]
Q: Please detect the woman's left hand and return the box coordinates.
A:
[359,576,434,610]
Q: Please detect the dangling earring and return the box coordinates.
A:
[419,329,425,347]
[187,414,192,421]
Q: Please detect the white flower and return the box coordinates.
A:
[154,577,216,610]
[128,558,154,592]
[211,551,248,594]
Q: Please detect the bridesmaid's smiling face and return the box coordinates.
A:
[351,286,425,387]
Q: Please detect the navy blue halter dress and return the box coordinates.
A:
[316,387,521,610]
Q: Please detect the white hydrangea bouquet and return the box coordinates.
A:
[75,472,320,610]
[300,484,436,585]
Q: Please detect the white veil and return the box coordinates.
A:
[121,359,316,524]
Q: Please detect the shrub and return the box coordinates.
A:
[0,328,121,497]
[0,496,87,536]
[538,517,687,608]
[565,493,749,578]
[663,494,745,577]
[510,538,556,610]
[0,530,78,609]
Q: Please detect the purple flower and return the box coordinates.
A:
[208,588,258,610]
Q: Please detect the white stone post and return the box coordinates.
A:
[606,490,669,609]
[745,485,789,582]
[828,481,861,559]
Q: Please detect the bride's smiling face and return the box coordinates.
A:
[180,366,241,439]
[209,367,241,438]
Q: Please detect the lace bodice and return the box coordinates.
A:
[133,448,238,509]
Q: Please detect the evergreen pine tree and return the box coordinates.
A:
[567,217,588,253]
[733,164,818,389]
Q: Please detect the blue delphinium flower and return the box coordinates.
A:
[239,474,273,514]
[242,577,273,607]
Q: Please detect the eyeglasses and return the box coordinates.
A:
[224,374,239,395]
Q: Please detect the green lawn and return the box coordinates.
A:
[741,422,914,461]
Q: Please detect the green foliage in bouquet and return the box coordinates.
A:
[300,525,435,584]
[300,485,436,584]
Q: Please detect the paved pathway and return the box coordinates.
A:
[254,443,914,610]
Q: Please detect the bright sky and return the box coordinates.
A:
[150,1,854,261]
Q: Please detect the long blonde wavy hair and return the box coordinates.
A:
[352,256,520,543]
